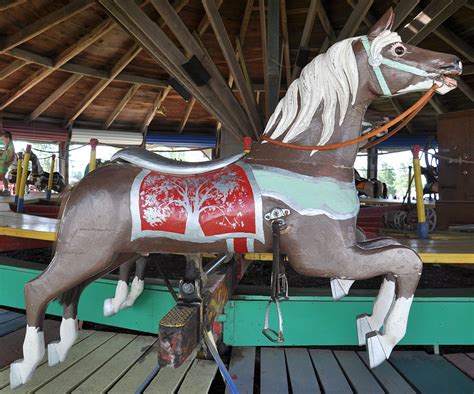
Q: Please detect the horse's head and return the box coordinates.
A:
[356,8,462,98]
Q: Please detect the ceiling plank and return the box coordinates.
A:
[456,78,474,101]
[26,73,83,122]
[65,44,141,128]
[336,0,373,41]
[103,83,140,129]
[0,18,115,110]
[203,0,263,133]
[100,0,243,141]
[392,0,420,30]
[399,0,452,43]
[267,0,280,115]
[142,87,170,133]
[291,0,319,80]
[280,0,291,88]
[258,0,268,118]
[410,0,467,46]
[235,36,254,94]
[150,0,252,136]
[179,96,196,133]
[0,0,95,53]
[0,58,28,80]
[0,0,27,11]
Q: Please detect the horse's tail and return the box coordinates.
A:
[59,283,86,306]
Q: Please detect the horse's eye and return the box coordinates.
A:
[391,43,406,57]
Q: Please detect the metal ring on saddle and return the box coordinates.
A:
[262,297,285,343]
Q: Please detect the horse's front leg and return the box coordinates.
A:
[121,256,148,310]
[103,257,136,317]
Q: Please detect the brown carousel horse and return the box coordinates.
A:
[10,9,462,388]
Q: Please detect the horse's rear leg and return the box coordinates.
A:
[367,271,421,368]
[356,274,395,345]
[121,256,147,310]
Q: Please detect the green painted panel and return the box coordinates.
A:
[0,264,175,334]
[223,296,474,346]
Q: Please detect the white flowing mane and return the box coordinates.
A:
[263,31,401,146]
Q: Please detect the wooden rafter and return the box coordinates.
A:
[0,0,95,53]
[463,64,474,75]
[280,0,291,87]
[196,0,223,36]
[337,0,373,41]
[291,0,319,80]
[428,95,448,114]
[0,59,28,80]
[457,78,474,102]
[267,0,280,115]
[433,25,474,63]
[0,0,27,11]
[26,73,83,122]
[150,0,252,137]
[203,0,262,133]
[65,44,141,128]
[235,36,253,93]
[259,0,268,117]
[392,0,420,30]
[179,97,196,133]
[104,84,140,129]
[142,87,170,133]
[100,0,243,140]
[0,19,115,110]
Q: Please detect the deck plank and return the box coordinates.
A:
[110,344,159,394]
[35,333,135,393]
[358,351,415,393]
[443,354,474,379]
[177,359,218,394]
[390,351,474,393]
[334,351,384,394]
[260,347,288,394]
[0,329,96,391]
[466,353,474,360]
[145,350,197,393]
[72,335,157,393]
[309,349,352,394]
[285,348,321,394]
[225,347,255,394]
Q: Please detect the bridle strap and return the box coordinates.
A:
[360,35,430,96]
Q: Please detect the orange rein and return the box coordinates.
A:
[260,84,438,151]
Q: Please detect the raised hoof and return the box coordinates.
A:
[366,331,388,369]
[103,298,117,317]
[10,360,34,389]
[356,314,372,346]
[330,278,349,300]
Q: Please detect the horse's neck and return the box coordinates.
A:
[246,103,369,182]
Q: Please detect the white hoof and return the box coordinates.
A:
[330,278,353,300]
[10,359,38,389]
[366,332,389,368]
[103,298,116,317]
[356,314,373,346]
[47,342,61,366]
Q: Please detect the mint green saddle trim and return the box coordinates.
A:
[251,166,359,220]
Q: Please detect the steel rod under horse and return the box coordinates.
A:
[10,9,461,388]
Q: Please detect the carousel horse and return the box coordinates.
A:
[10,9,462,388]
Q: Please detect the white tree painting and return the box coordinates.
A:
[139,166,250,238]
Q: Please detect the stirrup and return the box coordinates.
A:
[262,297,284,343]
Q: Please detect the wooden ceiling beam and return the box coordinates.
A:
[104,83,140,129]
[100,0,243,141]
[392,0,420,30]
[0,18,115,110]
[235,36,253,94]
[65,44,141,128]
[0,58,28,80]
[0,0,27,11]
[280,0,291,88]
[428,95,448,114]
[433,25,474,63]
[196,0,223,36]
[291,0,319,80]
[26,73,83,122]
[337,0,373,41]
[463,64,474,75]
[179,96,196,133]
[0,0,95,53]
[203,0,262,134]
[142,87,170,133]
[267,0,280,115]
[456,78,474,102]
[150,0,252,136]
[258,0,268,118]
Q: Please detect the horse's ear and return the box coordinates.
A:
[368,8,395,39]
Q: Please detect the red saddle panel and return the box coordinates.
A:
[131,163,263,243]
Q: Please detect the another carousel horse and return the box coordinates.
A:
[10,9,462,388]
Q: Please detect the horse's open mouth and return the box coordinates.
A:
[439,74,458,88]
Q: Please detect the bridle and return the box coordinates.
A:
[261,35,439,151]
